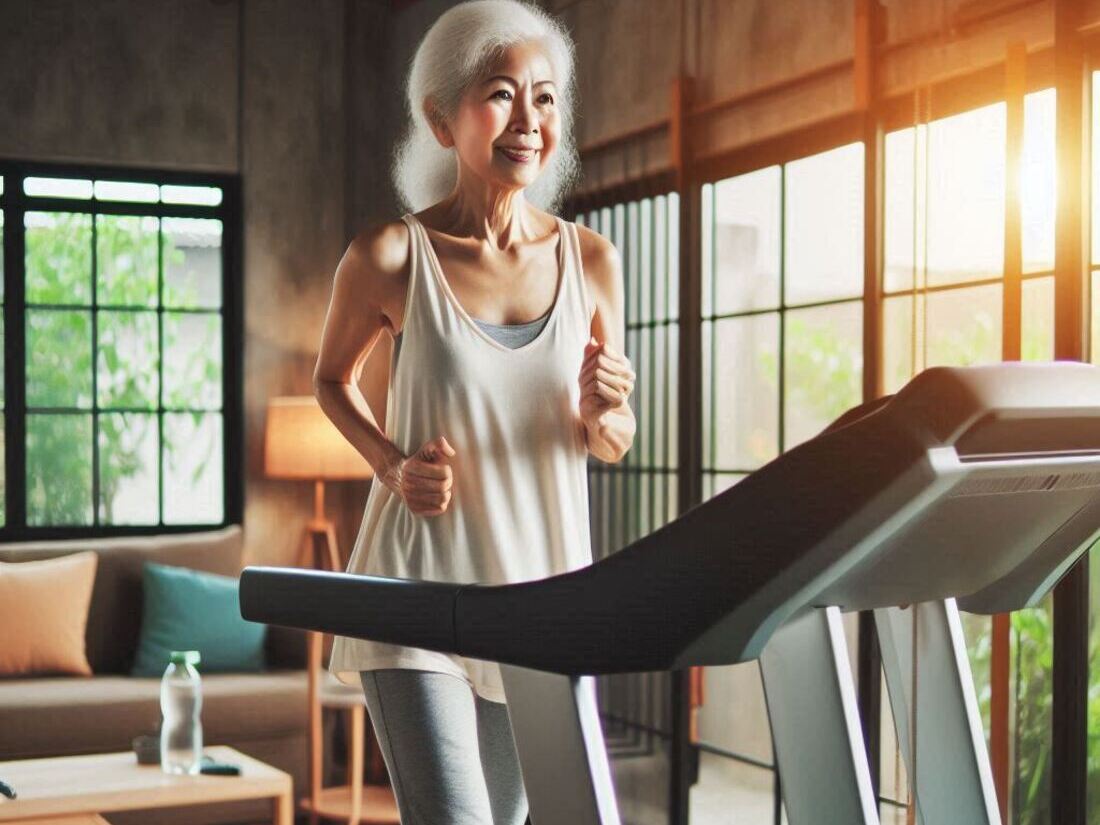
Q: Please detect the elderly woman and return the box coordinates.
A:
[314,1,636,822]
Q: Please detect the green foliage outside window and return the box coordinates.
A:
[13,211,219,526]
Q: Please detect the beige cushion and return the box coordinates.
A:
[0,551,98,677]
[0,526,243,674]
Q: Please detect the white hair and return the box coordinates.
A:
[392,0,582,215]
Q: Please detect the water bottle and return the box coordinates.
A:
[160,649,203,774]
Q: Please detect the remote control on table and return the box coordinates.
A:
[199,755,241,776]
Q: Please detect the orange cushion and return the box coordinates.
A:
[0,551,98,677]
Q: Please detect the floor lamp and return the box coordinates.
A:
[264,395,373,572]
[264,396,398,824]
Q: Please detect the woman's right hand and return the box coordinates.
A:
[379,435,455,516]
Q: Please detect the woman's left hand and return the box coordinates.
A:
[579,336,635,428]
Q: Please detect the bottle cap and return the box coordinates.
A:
[169,650,201,667]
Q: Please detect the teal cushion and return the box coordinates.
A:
[130,562,267,677]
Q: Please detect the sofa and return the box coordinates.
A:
[0,525,312,825]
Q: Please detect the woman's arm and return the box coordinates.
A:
[312,221,410,481]
[578,227,636,464]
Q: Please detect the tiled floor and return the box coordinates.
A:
[689,750,783,824]
[687,749,910,824]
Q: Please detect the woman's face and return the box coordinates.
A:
[440,41,559,194]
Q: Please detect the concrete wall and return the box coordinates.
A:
[0,0,396,568]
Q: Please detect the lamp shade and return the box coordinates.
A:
[264,396,374,481]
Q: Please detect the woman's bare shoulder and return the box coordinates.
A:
[341,217,414,333]
[347,217,413,279]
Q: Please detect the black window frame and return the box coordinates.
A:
[0,158,243,541]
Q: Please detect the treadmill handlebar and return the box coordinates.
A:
[238,363,1100,675]
[239,566,463,653]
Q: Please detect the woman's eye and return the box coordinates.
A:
[490,90,553,105]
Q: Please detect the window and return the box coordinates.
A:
[1,163,240,537]
[576,193,682,819]
[884,89,1056,825]
[696,141,865,820]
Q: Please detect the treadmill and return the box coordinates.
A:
[239,361,1100,825]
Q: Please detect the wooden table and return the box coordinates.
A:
[0,746,293,825]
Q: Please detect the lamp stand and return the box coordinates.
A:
[296,479,341,573]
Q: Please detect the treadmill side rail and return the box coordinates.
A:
[759,606,881,825]
[875,600,1002,825]
[499,665,622,825]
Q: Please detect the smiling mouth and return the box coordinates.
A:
[497,147,538,163]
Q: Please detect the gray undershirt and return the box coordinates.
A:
[393,307,552,365]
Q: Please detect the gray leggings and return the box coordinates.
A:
[359,668,529,825]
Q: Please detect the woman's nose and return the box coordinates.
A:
[512,97,539,134]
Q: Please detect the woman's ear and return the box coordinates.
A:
[423,98,454,148]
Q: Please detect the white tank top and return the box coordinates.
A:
[328,211,595,702]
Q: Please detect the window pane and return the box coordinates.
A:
[927,103,1006,286]
[883,294,923,394]
[1010,597,1054,824]
[639,199,652,324]
[93,180,159,203]
[695,661,773,765]
[703,472,748,500]
[879,670,909,811]
[1021,276,1054,361]
[885,127,920,293]
[25,211,92,305]
[163,412,224,524]
[162,312,222,410]
[783,301,863,450]
[625,202,640,328]
[1,209,4,525]
[161,216,224,310]
[1092,70,1100,267]
[1022,89,1056,274]
[925,283,1003,368]
[26,309,93,408]
[26,413,93,526]
[161,184,223,207]
[705,313,780,471]
[0,425,5,527]
[98,412,159,525]
[96,214,159,307]
[653,196,669,322]
[668,323,680,469]
[97,310,159,409]
[711,166,781,315]
[1093,271,1100,365]
[634,327,653,473]
[959,612,993,740]
[667,190,681,321]
[784,142,864,305]
[24,176,93,199]
[885,287,1008,376]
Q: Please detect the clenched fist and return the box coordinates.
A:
[579,336,635,429]
[379,435,455,517]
